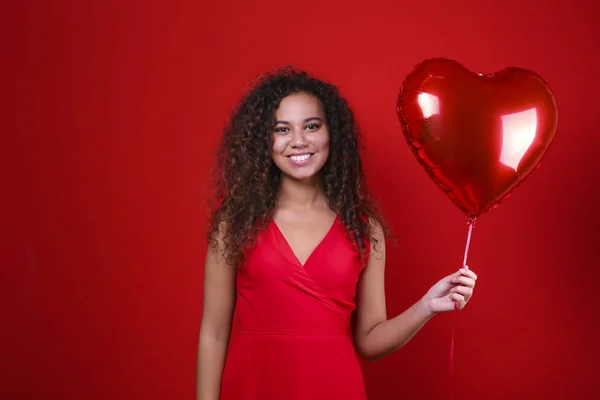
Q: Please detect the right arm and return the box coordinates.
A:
[196,230,236,400]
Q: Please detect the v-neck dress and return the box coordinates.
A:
[219,215,368,399]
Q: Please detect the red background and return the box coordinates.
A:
[2,1,599,399]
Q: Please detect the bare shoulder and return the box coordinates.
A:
[209,218,230,247]
[368,217,384,239]
[368,217,386,262]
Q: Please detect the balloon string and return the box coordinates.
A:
[462,221,474,269]
[449,218,475,400]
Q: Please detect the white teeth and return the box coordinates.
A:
[290,154,311,162]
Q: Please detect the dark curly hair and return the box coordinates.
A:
[207,67,390,268]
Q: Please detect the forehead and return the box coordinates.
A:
[275,92,325,120]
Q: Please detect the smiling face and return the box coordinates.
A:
[271,92,330,183]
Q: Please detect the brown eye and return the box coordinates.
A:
[305,124,320,130]
[274,126,290,133]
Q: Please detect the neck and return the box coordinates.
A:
[277,174,328,209]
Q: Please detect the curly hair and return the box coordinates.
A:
[207,67,390,268]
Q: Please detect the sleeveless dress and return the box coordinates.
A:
[219,215,368,399]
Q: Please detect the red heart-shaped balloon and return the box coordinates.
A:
[396,58,558,219]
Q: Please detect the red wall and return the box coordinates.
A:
[2,1,599,399]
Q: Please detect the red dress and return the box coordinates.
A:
[220,215,368,399]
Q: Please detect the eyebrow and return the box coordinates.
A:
[274,117,323,125]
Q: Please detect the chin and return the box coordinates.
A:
[278,163,323,181]
[283,170,321,182]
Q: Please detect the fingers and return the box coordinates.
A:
[450,292,467,309]
[452,267,477,288]
[451,284,473,300]
[461,267,478,281]
[450,266,477,310]
[452,275,476,288]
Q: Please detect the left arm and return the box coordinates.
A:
[353,221,477,362]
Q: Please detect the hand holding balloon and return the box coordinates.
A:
[422,267,478,314]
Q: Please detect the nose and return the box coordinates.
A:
[290,129,308,148]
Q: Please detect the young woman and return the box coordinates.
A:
[196,68,478,400]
